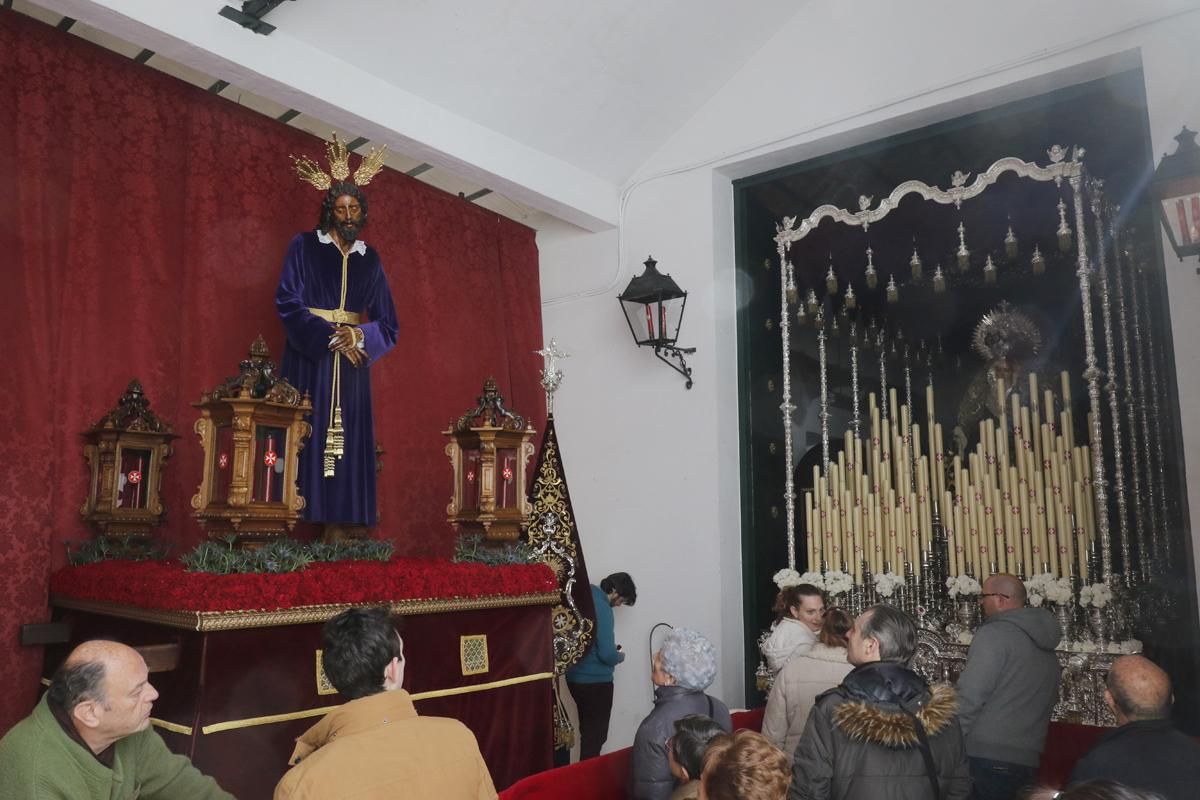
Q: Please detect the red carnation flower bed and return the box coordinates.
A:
[50,558,557,613]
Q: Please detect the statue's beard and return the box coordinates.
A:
[335,219,361,243]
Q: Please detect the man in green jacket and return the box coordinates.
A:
[0,640,234,800]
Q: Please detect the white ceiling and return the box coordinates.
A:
[267,0,802,186]
[17,0,802,230]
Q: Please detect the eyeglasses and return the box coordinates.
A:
[978,593,1009,600]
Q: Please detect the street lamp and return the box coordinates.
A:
[617,256,697,388]
[1151,126,1200,269]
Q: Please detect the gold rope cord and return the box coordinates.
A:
[197,671,555,735]
[151,718,194,735]
[322,248,350,478]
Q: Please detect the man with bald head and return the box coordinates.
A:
[955,573,1061,800]
[1067,655,1200,800]
[0,640,233,799]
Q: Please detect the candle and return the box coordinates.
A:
[134,456,144,509]
[263,437,274,502]
[805,491,816,570]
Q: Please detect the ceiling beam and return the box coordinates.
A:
[34,0,618,231]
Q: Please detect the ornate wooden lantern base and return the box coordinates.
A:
[191,337,311,546]
[81,379,177,539]
[444,378,536,542]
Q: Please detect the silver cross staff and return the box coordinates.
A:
[535,338,570,415]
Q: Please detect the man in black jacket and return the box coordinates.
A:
[789,604,971,800]
[1068,654,1200,800]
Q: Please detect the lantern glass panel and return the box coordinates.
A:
[117,447,152,509]
[659,295,685,345]
[620,298,657,345]
[463,448,481,511]
[619,295,686,346]
[497,447,518,509]
[255,425,287,504]
[215,424,233,504]
[1161,193,1200,250]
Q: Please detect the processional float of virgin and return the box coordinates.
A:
[758,144,1183,727]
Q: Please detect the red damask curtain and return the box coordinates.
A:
[0,11,544,732]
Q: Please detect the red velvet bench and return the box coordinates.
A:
[500,712,1105,800]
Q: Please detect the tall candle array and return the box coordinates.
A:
[804,369,1095,581]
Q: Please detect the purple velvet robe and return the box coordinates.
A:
[275,230,399,525]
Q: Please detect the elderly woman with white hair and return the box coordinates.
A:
[629,628,733,800]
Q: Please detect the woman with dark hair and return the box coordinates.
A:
[667,715,727,800]
[762,608,854,761]
[761,584,825,674]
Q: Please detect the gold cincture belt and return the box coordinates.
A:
[308,307,362,325]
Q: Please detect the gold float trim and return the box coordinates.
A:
[151,717,194,735]
[199,671,554,734]
[49,591,560,632]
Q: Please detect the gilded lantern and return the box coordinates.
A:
[444,378,536,542]
[191,336,312,544]
[81,379,177,538]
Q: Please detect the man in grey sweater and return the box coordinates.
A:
[956,573,1061,800]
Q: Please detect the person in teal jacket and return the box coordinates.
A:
[566,571,637,760]
[0,640,234,800]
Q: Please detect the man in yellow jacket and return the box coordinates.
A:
[274,607,497,800]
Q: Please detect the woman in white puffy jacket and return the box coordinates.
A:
[761,607,854,761]
[759,584,825,674]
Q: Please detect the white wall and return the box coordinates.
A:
[539,0,1200,753]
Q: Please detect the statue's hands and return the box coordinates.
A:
[329,325,367,367]
[328,325,358,352]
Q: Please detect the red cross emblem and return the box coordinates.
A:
[127,470,142,484]
[263,450,278,467]
[218,453,229,469]
[467,470,475,482]
[502,466,514,482]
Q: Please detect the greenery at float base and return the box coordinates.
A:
[65,535,172,565]
[181,536,395,574]
[66,534,396,574]
[452,532,536,565]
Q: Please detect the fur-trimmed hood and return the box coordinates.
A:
[830,662,959,748]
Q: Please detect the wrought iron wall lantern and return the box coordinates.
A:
[617,256,697,389]
[1151,126,1200,270]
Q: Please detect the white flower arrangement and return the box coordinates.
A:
[1062,637,1141,654]
[798,571,826,590]
[1120,638,1143,655]
[1024,572,1073,606]
[955,630,974,645]
[1079,582,1113,609]
[945,574,982,598]
[873,571,905,598]
[772,568,802,589]
[823,569,854,596]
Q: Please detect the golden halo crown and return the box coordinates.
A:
[290,132,388,192]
